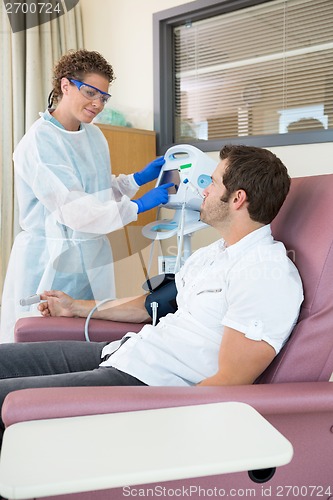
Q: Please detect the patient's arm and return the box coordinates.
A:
[197,326,276,386]
[39,290,151,323]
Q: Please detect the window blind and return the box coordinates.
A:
[173,0,333,142]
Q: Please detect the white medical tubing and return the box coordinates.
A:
[84,298,115,342]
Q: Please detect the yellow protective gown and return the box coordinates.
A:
[0,111,139,342]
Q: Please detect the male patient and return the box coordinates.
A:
[0,145,303,446]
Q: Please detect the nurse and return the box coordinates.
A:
[0,49,172,342]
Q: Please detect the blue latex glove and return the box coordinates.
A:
[133,156,165,186]
[132,183,174,214]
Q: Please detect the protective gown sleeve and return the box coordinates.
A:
[14,121,139,235]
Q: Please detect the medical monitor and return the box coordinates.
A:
[156,145,217,211]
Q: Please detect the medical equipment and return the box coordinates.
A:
[143,274,177,325]
[183,178,204,199]
[142,145,217,271]
[84,298,115,342]
[155,145,214,210]
[85,274,178,340]
[19,294,43,306]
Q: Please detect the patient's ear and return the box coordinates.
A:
[232,189,247,209]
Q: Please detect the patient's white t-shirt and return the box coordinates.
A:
[100,225,304,386]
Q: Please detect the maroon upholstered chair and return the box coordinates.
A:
[3,174,333,499]
[14,316,142,343]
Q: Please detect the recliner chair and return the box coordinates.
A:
[3,173,333,499]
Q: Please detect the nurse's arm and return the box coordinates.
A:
[197,326,276,386]
[39,291,151,323]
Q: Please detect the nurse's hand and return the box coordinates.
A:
[132,183,174,213]
[133,157,165,186]
[38,290,76,317]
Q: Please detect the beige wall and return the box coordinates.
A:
[80,0,194,130]
[80,0,333,296]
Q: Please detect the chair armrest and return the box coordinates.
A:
[14,317,143,343]
[3,382,333,428]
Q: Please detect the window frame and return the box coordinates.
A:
[153,0,333,154]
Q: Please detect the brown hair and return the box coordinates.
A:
[220,145,290,224]
[50,49,115,105]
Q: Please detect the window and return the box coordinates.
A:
[153,0,333,153]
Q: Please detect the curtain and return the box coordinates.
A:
[0,2,84,301]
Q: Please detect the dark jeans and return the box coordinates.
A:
[0,341,146,451]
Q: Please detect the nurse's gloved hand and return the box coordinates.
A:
[133,157,165,186]
[132,183,174,213]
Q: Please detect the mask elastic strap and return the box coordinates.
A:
[47,89,54,109]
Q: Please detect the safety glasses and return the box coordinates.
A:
[69,78,111,105]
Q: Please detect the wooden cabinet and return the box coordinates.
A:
[96,124,157,227]
[96,124,159,296]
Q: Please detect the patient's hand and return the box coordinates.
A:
[38,290,76,317]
